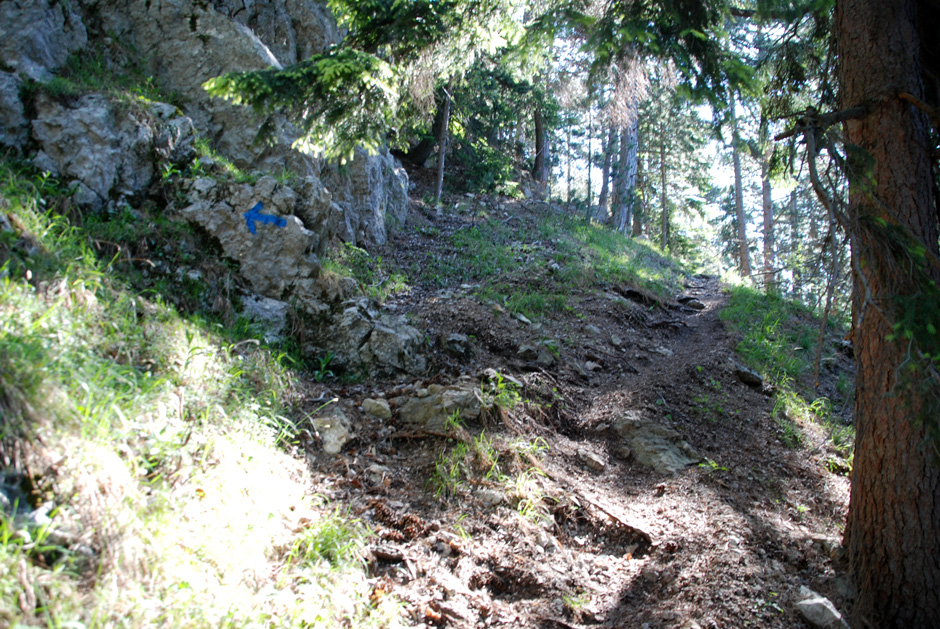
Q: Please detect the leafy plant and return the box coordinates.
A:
[313,352,336,382]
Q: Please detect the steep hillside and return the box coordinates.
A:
[0,2,857,627]
[1,155,857,627]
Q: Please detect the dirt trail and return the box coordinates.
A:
[300,209,851,628]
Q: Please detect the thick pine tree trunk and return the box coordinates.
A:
[731,103,751,277]
[632,150,643,237]
[789,190,802,299]
[837,0,940,625]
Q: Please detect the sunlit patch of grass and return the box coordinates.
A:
[0,162,401,627]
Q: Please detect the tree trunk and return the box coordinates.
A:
[586,106,593,217]
[566,123,572,207]
[633,148,644,237]
[731,102,751,277]
[434,89,451,206]
[837,0,940,625]
[595,126,616,223]
[615,117,639,234]
[761,147,775,292]
[397,92,448,166]
[789,190,802,299]
[533,105,550,199]
[659,120,668,250]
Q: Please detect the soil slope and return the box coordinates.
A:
[296,193,853,628]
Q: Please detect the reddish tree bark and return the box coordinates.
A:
[837,0,940,625]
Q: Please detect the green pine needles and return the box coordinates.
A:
[204,49,399,163]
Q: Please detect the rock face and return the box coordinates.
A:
[214,0,340,68]
[322,148,410,246]
[612,410,700,475]
[5,0,424,376]
[30,94,194,208]
[181,175,330,314]
[0,73,27,152]
[0,0,87,80]
[96,0,408,246]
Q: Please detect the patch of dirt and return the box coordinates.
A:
[294,190,854,628]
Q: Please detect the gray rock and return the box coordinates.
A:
[361,398,392,420]
[312,406,352,455]
[518,345,539,361]
[178,183,327,314]
[795,587,850,629]
[215,0,339,67]
[610,334,624,348]
[30,94,194,208]
[612,411,700,474]
[476,488,505,506]
[683,298,706,310]
[585,324,602,336]
[360,315,426,376]
[398,383,482,431]
[442,333,472,358]
[0,72,27,152]
[321,298,427,377]
[0,0,87,80]
[322,148,409,246]
[241,295,291,343]
[577,448,606,472]
[31,94,149,206]
[535,348,556,368]
[733,364,763,387]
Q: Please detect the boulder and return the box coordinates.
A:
[179,178,329,315]
[398,382,483,431]
[733,363,763,388]
[320,298,427,377]
[612,410,700,475]
[442,333,472,358]
[0,0,87,80]
[577,448,606,472]
[361,398,392,420]
[0,73,27,152]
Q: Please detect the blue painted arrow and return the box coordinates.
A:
[244,201,286,234]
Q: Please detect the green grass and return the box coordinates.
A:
[721,285,855,459]
[720,285,822,383]
[321,241,410,303]
[410,209,686,320]
[0,162,398,627]
[28,39,180,106]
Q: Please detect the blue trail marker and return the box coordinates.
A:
[244,201,287,234]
